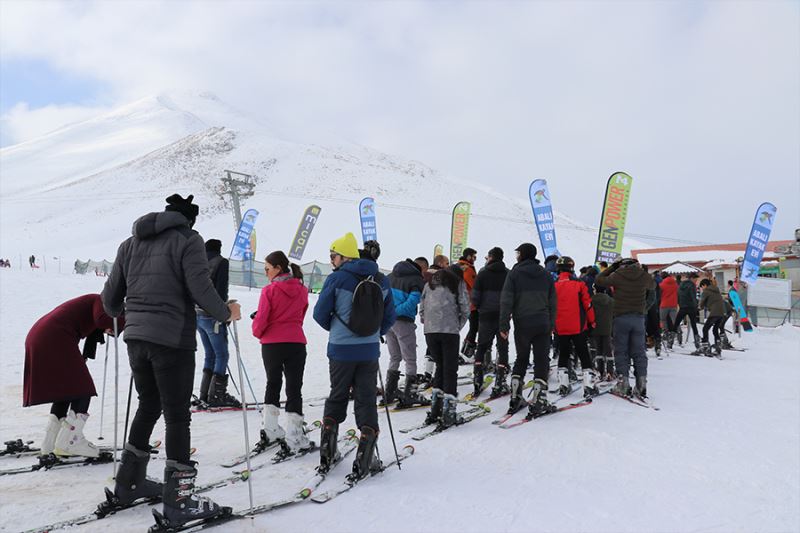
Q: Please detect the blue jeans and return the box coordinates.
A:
[197,315,230,375]
[613,313,647,379]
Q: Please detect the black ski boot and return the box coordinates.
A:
[472,362,485,398]
[349,426,381,481]
[397,374,431,408]
[155,460,227,529]
[198,369,212,405]
[207,374,242,408]
[527,379,556,419]
[655,336,663,358]
[712,341,722,357]
[318,417,339,474]
[459,338,476,364]
[490,364,510,398]
[440,393,463,428]
[507,375,527,414]
[424,389,443,425]
[635,376,648,399]
[111,443,163,507]
[721,332,734,350]
[379,369,401,406]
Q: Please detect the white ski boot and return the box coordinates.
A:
[53,410,100,458]
[582,369,599,398]
[40,414,63,456]
[557,367,572,396]
[283,412,313,453]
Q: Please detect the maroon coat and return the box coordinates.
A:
[23,294,121,406]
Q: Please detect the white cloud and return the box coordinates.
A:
[0,102,110,146]
[1,1,798,243]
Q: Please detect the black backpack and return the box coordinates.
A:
[337,272,385,336]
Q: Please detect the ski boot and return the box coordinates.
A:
[349,426,381,481]
[614,375,632,397]
[665,331,675,350]
[318,417,339,474]
[557,367,572,396]
[507,375,527,414]
[397,374,431,408]
[424,389,444,425]
[40,414,62,456]
[472,362,485,399]
[582,369,599,398]
[695,341,711,357]
[490,364,510,398]
[567,366,578,384]
[634,376,648,399]
[207,374,242,408]
[198,368,213,405]
[654,336,663,358]
[110,443,163,507]
[255,404,285,452]
[417,372,433,390]
[711,341,722,357]
[527,379,556,419]
[282,412,314,454]
[720,332,735,350]
[54,410,100,458]
[379,369,401,406]
[154,460,228,529]
[440,393,464,428]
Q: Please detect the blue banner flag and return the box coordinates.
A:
[529,179,560,258]
[741,202,777,285]
[359,197,377,243]
[229,209,259,261]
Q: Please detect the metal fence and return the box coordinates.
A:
[229,259,390,292]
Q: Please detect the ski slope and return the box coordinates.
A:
[0,269,798,533]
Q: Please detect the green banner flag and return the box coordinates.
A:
[595,172,633,264]
[450,201,471,264]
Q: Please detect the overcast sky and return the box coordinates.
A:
[1,0,798,245]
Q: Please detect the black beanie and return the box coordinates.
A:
[488,246,504,261]
[205,239,222,254]
[515,243,537,262]
[165,194,199,225]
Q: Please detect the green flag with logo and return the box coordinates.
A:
[595,172,633,264]
[450,201,471,264]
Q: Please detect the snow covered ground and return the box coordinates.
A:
[1,268,799,533]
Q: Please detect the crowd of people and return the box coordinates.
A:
[20,192,743,529]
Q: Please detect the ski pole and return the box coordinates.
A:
[238,355,263,415]
[226,364,242,396]
[98,335,110,440]
[230,310,255,511]
[377,364,401,471]
[122,375,134,446]
[112,316,120,479]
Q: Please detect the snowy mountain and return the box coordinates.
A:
[0,91,648,267]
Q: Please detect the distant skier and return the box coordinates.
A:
[195,239,241,409]
[252,251,312,455]
[313,232,396,480]
[102,194,242,527]
[697,279,725,356]
[553,256,598,398]
[596,257,655,398]
[23,294,121,458]
[659,272,679,348]
[671,273,701,349]
[499,243,556,418]
[470,246,510,398]
[457,248,479,362]
[591,285,615,379]
[420,264,470,427]
[419,254,450,386]
[642,265,663,357]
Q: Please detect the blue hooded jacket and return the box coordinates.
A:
[313,259,396,361]
[388,259,425,322]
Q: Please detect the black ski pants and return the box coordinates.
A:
[324,359,379,431]
[426,333,460,395]
[261,343,307,416]
[511,323,551,382]
[476,313,509,367]
[51,397,91,418]
[702,316,724,344]
[126,340,194,464]
[646,306,661,341]
[465,310,479,344]
[557,331,593,370]
[671,308,699,341]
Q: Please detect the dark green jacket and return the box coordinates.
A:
[499,259,556,332]
[596,263,655,317]
[699,285,725,317]
[591,292,614,336]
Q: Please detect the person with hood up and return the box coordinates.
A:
[420,264,471,428]
[383,257,428,408]
[24,294,122,459]
[470,246,510,398]
[102,194,242,528]
[251,251,311,456]
[499,243,557,419]
[595,257,655,398]
[313,233,396,480]
[195,238,241,409]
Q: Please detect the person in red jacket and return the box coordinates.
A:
[24,294,122,458]
[659,272,679,348]
[553,257,598,398]
[251,251,311,456]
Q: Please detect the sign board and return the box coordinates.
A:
[746,277,792,310]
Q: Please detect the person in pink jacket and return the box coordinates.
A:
[251,251,310,456]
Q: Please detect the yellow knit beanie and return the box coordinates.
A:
[330,232,360,259]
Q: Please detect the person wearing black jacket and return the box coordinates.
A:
[642,265,663,357]
[195,239,240,408]
[471,247,509,398]
[670,273,701,349]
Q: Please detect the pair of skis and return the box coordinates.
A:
[219,420,321,468]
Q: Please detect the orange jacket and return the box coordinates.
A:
[458,259,477,310]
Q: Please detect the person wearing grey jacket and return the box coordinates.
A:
[102,194,242,529]
[420,265,470,428]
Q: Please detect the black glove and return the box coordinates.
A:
[250,311,258,320]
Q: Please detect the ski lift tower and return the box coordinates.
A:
[220,170,255,230]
